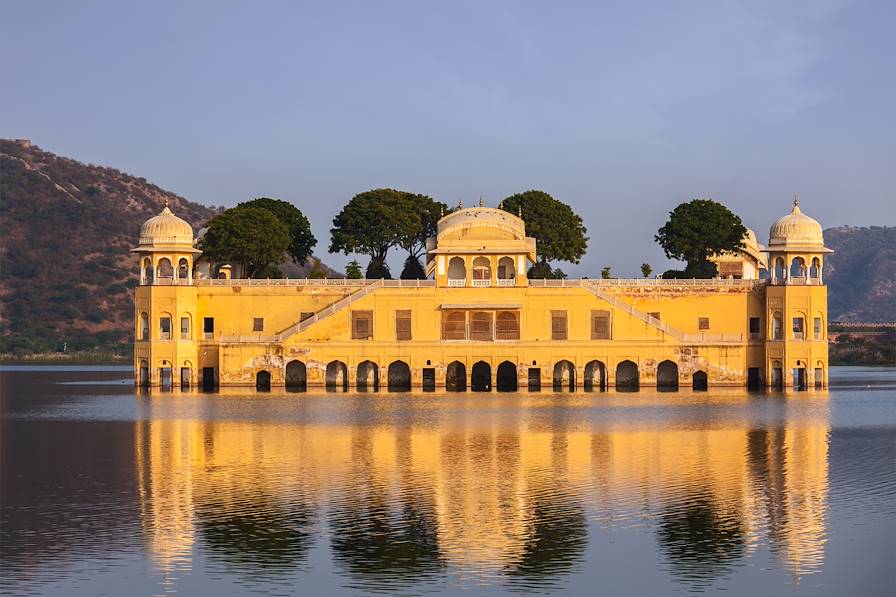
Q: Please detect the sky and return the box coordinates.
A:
[2,0,894,276]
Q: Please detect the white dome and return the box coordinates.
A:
[768,199,825,249]
[137,203,194,247]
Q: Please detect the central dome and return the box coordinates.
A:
[768,199,824,248]
[137,204,194,247]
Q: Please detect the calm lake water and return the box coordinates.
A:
[1,366,894,596]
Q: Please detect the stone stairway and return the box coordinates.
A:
[275,279,384,342]
[582,282,686,342]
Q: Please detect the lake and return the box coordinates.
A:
[1,366,894,596]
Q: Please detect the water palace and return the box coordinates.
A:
[132,199,830,392]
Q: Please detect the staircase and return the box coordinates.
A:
[275,279,384,342]
[583,282,686,342]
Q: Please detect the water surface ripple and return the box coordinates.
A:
[1,366,894,596]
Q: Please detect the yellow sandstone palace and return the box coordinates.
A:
[132,199,830,392]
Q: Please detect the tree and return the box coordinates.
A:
[400,255,426,280]
[366,258,392,279]
[601,266,612,279]
[398,194,448,261]
[500,190,588,268]
[199,206,290,278]
[641,263,653,278]
[527,262,567,279]
[655,199,747,279]
[238,197,316,265]
[345,260,363,279]
[330,189,420,270]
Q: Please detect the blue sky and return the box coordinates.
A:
[2,1,893,276]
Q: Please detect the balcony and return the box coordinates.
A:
[496,278,515,287]
[447,278,466,287]
[471,279,491,287]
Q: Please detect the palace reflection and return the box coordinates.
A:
[134,397,829,591]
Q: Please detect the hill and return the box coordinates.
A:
[0,140,336,357]
[824,226,896,323]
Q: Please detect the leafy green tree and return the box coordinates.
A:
[601,266,612,279]
[655,199,747,279]
[527,262,567,279]
[399,194,448,261]
[199,206,290,278]
[238,197,317,265]
[641,263,653,278]
[500,190,588,270]
[345,260,363,279]
[330,189,420,269]
[400,255,426,280]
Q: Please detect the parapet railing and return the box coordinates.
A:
[528,278,766,288]
[194,278,436,287]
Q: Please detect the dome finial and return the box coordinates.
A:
[793,194,798,207]
[164,198,169,209]
[479,195,484,207]
[518,205,522,218]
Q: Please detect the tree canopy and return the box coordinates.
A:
[330,188,445,279]
[329,189,418,262]
[655,199,747,279]
[198,206,290,278]
[398,193,448,259]
[238,197,316,264]
[500,190,588,268]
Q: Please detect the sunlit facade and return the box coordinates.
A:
[132,198,830,391]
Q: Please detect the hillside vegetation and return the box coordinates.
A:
[824,226,895,322]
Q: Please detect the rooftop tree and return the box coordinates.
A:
[329,188,433,279]
[500,190,588,278]
[237,197,316,265]
[655,199,747,279]
[199,206,290,278]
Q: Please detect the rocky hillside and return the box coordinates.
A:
[0,140,340,356]
[824,226,895,322]
[0,139,218,354]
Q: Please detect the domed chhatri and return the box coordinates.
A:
[131,201,201,287]
[768,197,827,250]
[134,201,195,249]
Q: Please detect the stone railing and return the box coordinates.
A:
[195,278,435,288]
[529,278,765,289]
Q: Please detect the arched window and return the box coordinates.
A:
[179,314,191,340]
[159,312,172,340]
[469,311,493,341]
[495,311,520,340]
[472,257,491,286]
[178,258,189,282]
[774,257,786,282]
[143,258,154,285]
[790,257,806,279]
[447,257,466,286]
[496,361,517,392]
[139,312,149,341]
[810,257,821,281]
[285,360,307,391]
[553,360,576,392]
[446,361,466,391]
[256,370,271,391]
[157,258,174,281]
[497,256,515,285]
[442,311,466,340]
[772,311,783,340]
[326,361,348,392]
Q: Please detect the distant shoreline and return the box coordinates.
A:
[0,352,129,365]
